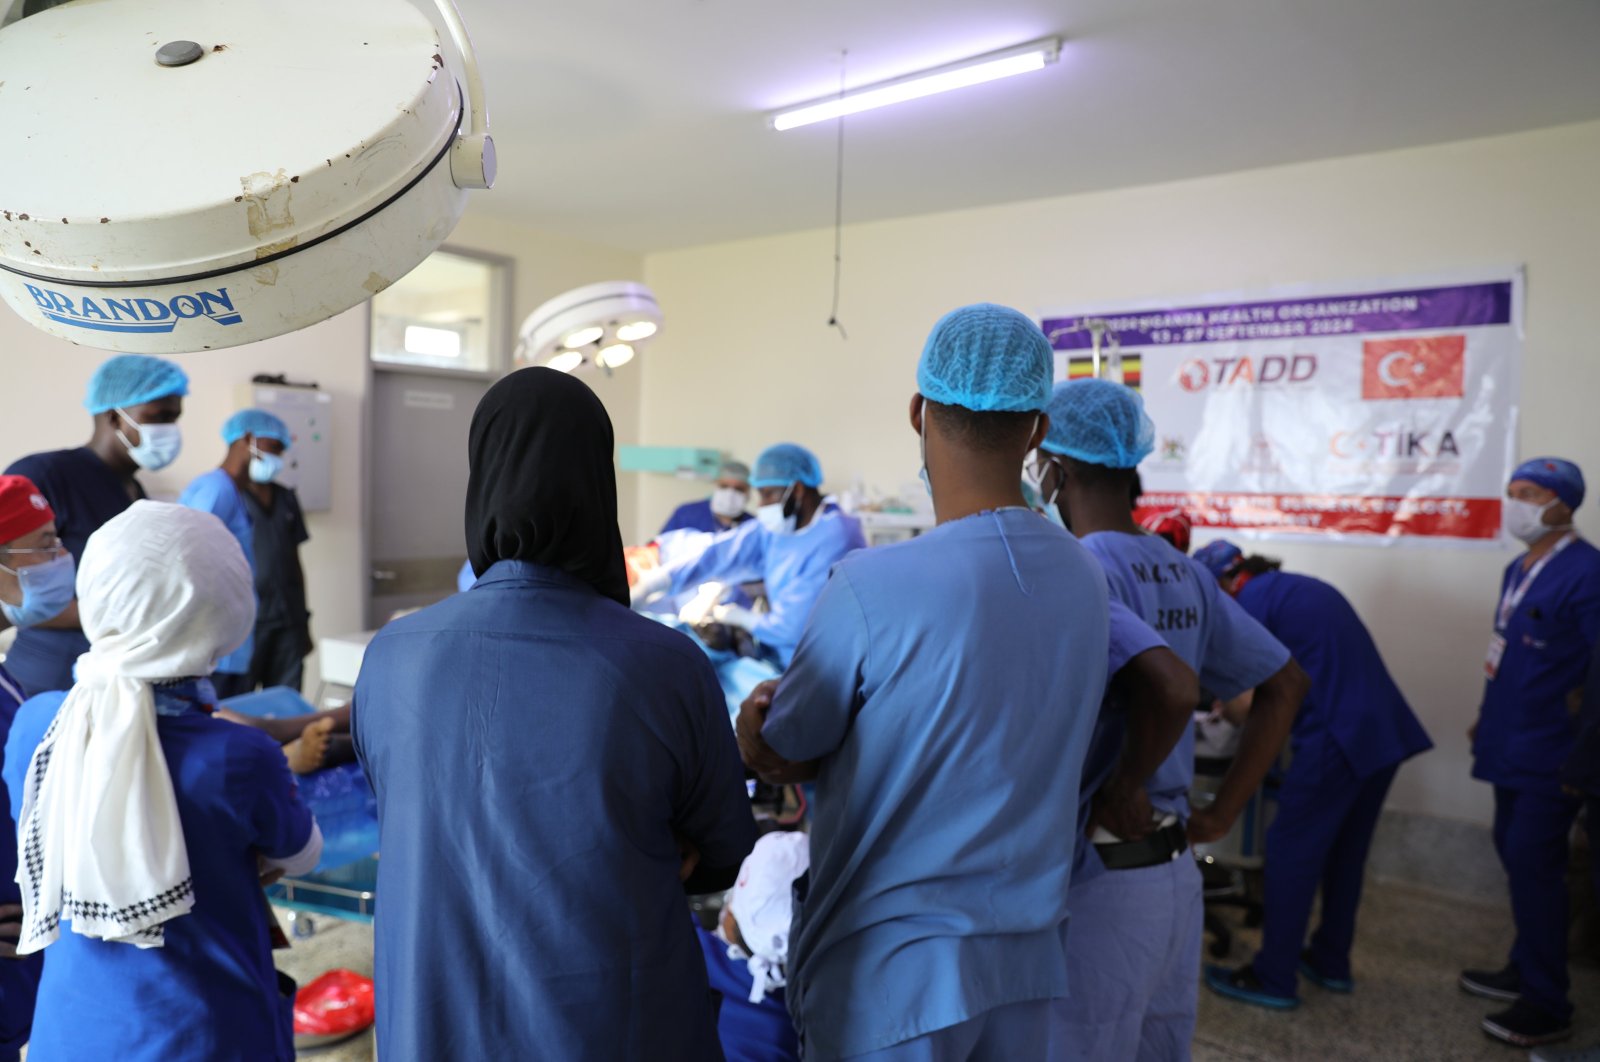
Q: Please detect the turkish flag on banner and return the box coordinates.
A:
[1361,335,1466,400]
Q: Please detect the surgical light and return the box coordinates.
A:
[515,281,663,376]
[0,0,495,354]
[562,326,605,349]
[546,350,585,374]
[615,320,658,343]
[770,39,1060,131]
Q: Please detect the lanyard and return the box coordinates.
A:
[1496,532,1575,632]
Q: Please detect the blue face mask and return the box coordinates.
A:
[249,447,284,484]
[0,551,77,628]
[116,408,183,472]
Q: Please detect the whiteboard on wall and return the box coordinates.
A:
[250,385,334,512]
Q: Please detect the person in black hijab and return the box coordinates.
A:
[353,367,757,1061]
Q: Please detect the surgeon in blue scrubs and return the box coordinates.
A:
[632,444,865,667]
[1461,457,1600,1048]
[353,367,758,1060]
[1189,541,1433,1008]
[1037,379,1306,1061]
[736,303,1115,1060]
[3,354,188,697]
[662,460,755,535]
[5,501,321,1062]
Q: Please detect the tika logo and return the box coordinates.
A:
[1361,335,1465,401]
[24,284,243,335]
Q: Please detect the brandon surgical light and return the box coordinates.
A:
[515,282,663,375]
[0,0,495,354]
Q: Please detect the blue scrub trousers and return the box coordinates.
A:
[1492,785,1582,1022]
[1054,854,1204,1062]
[842,998,1054,1061]
[1253,739,1396,997]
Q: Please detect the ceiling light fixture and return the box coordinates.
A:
[515,280,663,375]
[769,38,1060,132]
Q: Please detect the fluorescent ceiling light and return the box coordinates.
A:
[403,324,463,359]
[770,39,1059,132]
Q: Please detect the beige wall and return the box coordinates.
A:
[638,119,1600,826]
[0,211,641,691]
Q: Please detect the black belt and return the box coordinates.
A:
[1094,822,1189,871]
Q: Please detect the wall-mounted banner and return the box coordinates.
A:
[1042,272,1523,544]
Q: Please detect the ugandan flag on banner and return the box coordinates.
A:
[1063,353,1143,391]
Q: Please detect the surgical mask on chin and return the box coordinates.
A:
[248,449,284,484]
[116,409,182,471]
[919,413,932,497]
[0,551,77,628]
[1503,497,1567,545]
[709,487,747,519]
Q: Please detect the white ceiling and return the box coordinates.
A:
[458,0,1600,253]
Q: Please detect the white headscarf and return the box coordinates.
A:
[726,830,809,1003]
[15,501,254,952]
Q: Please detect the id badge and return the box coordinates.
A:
[1485,633,1507,679]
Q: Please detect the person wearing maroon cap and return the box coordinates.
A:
[0,475,57,1059]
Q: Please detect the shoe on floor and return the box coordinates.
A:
[1531,1042,1600,1062]
[1459,964,1521,1002]
[1299,951,1354,994]
[1482,1002,1572,1048]
[1203,964,1299,1010]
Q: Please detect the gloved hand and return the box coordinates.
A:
[710,603,760,631]
[630,567,672,609]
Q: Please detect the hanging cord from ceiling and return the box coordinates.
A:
[827,50,848,340]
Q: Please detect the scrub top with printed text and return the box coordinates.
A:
[1235,570,1432,778]
[1080,531,1290,819]
[3,682,315,1062]
[0,666,40,1062]
[664,506,866,667]
[2,448,141,697]
[178,469,256,675]
[352,560,758,1062]
[1474,537,1600,796]
[762,509,1110,1060]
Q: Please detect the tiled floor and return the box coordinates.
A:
[275,880,1599,1060]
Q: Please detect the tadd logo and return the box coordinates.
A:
[1176,354,1317,393]
[23,284,243,335]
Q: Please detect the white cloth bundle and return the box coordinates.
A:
[726,830,809,1002]
[15,501,254,952]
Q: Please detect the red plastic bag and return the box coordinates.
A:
[293,969,375,1038]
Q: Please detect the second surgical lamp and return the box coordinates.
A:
[515,281,663,375]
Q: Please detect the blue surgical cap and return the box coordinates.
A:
[223,409,291,449]
[83,354,189,415]
[752,443,823,489]
[917,303,1053,413]
[1511,457,1585,511]
[1041,379,1156,469]
[1194,540,1243,580]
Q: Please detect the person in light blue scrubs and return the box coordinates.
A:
[738,304,1114,1060]
[633,444,865,667]
[1036,378,1305,1062]
[179,409,293,699]
[353,367,757,1060]
[1460,458,1600,1048]
[3,354,188,697]
[1190,541,1433,1009]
